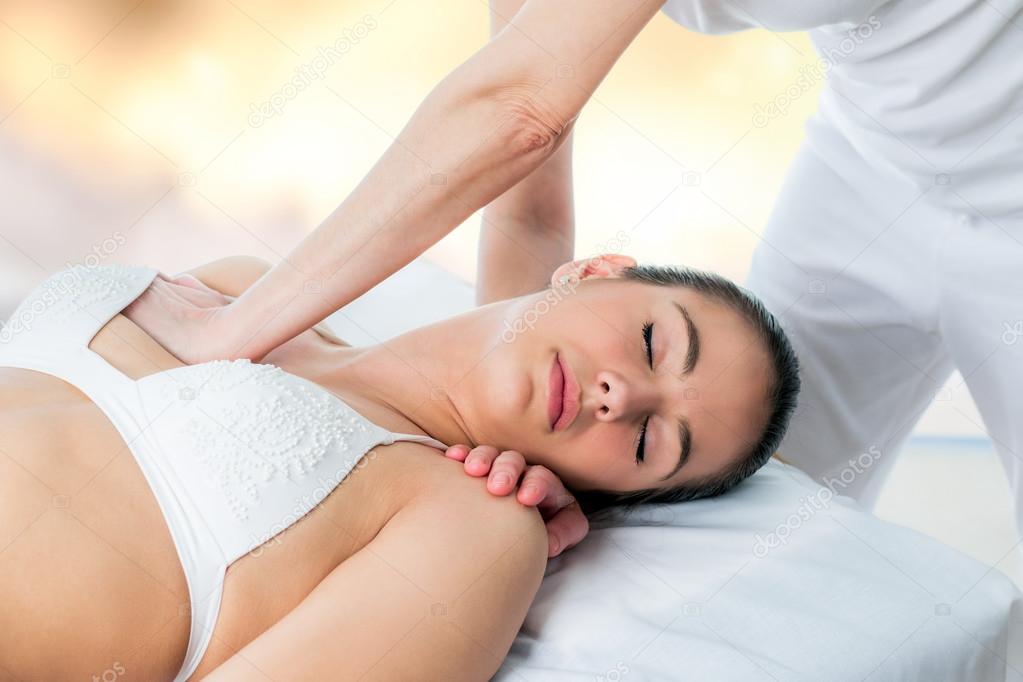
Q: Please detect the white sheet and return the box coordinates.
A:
[492,458,1023,681]
[329,258,1023,681]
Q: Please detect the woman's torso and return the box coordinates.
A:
[0,285,438,680]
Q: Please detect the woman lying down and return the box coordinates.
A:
[0,253,798,680]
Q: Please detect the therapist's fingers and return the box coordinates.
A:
[140,274,224,312]
[514,466,588,556]
[464,445,501,477]
[543,503,589,558]
[486,450,526,495]
[167,274,233,307]
[442,447,588,556]
[516,465,575,518]
[515,466,560,507]
[170,273,208,290]
[122,275,225,365]
[443,444,514,483]
[443,444,471,462]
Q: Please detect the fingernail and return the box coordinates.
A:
[494,474,511,486]
[523,483,538,497]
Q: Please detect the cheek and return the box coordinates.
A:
[534,289,633,366]
[554,427,632,489]
[541,293,609,339]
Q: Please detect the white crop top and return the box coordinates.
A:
[0,263,447,681]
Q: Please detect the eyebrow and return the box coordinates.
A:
[659,302,700,482]
[676,301,700,376]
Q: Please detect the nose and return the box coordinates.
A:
[593,369,652,422]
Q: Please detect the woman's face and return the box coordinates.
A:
[460,257,773,493]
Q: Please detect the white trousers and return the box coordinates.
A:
[745,129,1023,533]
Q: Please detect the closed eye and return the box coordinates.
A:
[642,322,654,368]
[635,321,654,464]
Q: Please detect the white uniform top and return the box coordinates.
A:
[660,0,1023,219]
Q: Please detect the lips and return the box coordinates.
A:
[547,354,564,430]
[548,352,581,432]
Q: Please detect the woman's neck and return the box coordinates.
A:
[292,301,514,449]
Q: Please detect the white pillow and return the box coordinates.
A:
[494,458,1023,681]
[330,259,1023,681]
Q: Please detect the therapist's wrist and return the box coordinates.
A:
[208,300,265,362]
[210,261,316,363]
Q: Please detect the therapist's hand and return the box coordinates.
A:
[444,444,589,558]
[123,273,234,364]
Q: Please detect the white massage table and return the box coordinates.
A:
[328,257,1023,682]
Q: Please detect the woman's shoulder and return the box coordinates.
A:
[362,439,460,493]
[361,439,539,522]
[330,439,457,528]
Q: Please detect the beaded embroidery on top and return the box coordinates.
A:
[1,264,147,344]
[159,358,373,523]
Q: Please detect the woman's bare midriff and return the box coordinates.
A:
[0,312,435,680]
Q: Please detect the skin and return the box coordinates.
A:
[125,0,764,547]
[4,2,782,675]
[472,2,775,505]
[469,1,776,531]
[120,0,677,558]
[155,251,773,531]
[0,258,550,680]
[123,0,669,364]
[176,253,772,493]
[136,258,780,558]
[160,267,587,556]
[1,252,769,678]
[475,0,576,307]
[448,253,774,496]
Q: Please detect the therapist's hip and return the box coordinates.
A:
[743,137,960,507]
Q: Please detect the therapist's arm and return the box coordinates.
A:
[476,0,576,306]
[130,0,667,363]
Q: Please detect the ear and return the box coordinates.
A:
[550,253,638,289]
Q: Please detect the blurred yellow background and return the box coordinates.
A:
[0,0,820,291]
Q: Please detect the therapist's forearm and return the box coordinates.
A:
[477,0,576,306]
[477,131,575,305]
[219,57,569,360]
